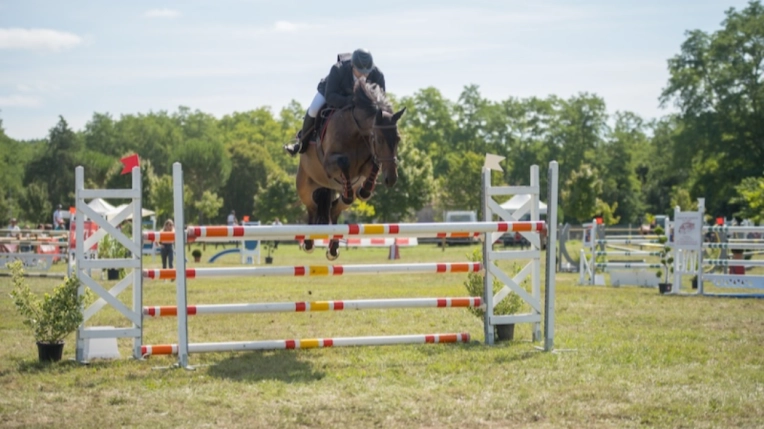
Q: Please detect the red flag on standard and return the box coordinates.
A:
[120,154,140,175]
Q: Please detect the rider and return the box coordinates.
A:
[284,48,386,156]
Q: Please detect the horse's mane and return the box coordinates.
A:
[353,77,392,116]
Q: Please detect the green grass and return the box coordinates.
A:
[1,242,763,428]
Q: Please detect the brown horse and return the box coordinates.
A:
[296,77,405,260]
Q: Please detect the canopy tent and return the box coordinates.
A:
[499,194,548,215]
[107,204,156,221]
[87,198,117,216]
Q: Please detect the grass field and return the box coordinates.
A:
[1,242,763,428]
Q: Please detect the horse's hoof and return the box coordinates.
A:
[341,195,354,205]
[326,249,339,261]
[302,240,314,253]
[357,188,372,201]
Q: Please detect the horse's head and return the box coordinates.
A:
[371,107,406,187]
[352,78,406,187]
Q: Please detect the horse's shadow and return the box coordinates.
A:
[206,350,325,384]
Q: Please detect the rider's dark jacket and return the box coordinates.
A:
[317,60,386,109]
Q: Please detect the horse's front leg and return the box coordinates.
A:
[357,162,380,201]
[325,154,354,205]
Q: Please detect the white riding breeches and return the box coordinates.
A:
[307,92,325,118]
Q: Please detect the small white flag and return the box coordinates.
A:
[484,153,505,171]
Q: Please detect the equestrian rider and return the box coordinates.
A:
[284,48,386,156]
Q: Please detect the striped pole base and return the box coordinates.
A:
[144,297,483,317]
[141,333,471,356]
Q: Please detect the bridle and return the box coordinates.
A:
[350,107,398,167]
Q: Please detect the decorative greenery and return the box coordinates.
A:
[98,234,129,259]
[263,241,277,258]
[654,226,673,284]
[98,234,129,279]
[9,261,88,344]
[191,249,203,258]
[463,248,523,319]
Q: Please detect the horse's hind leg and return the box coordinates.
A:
[313,188,332,225]
[325,198,350,261]
[302,209,316,253]
[304,188,332,253]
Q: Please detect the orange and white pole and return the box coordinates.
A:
[141,333,470,356]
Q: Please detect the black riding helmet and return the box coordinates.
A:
[351,49,374,74]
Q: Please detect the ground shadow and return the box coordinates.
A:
[206,350,325,383]
[16,358,82,374]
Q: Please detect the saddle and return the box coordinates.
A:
[309,105,337,147]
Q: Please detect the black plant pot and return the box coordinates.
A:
[658,283,672,294]
[265,256,273,264]
[36,341,64,362]
[495,324,515,342]
[691,276,698,290]
[107,269,120,280]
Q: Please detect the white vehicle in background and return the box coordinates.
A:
[442,211,479,245]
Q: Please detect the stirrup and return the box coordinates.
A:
[284,141,301,156]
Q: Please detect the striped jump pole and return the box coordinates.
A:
[143,262,482,280]
[594,251,662,257]
[705,243,764,250]
[144,297,483,317]
[705,225,764,234]
[141,333,471,356]
[594,263,662,269]
[594,238,660,245]
[180,221,545,243]
[705,259,764,267]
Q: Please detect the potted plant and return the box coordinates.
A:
[98,234,129,280]
[264,241,276,264]
[9,261,89,362]
[463,249,523,341]
[654,226,674,294]
[192,249,203,263]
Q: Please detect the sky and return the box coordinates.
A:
[0,0,752,140]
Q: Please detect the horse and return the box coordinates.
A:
[296,77,406,260]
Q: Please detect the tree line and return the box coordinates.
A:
[1,1,763,227]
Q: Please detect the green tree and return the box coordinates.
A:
[173,138,231,203]
[562,164,602,223]
[595,112,647,224]
[19,182,51,225]
[438,151,484,215]
[730,176,764,223]
[368,142,435,222]
[660,1,764,216]
[24,116,83,207]
[194,191,224,225]
[220,142,279,222]
[253,173,305,224]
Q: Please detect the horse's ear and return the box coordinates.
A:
[392,107,406,123]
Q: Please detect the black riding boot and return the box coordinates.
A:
[284,114,316,156]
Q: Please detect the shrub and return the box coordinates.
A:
[9,261,88,344]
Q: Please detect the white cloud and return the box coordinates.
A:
[0,28,82,51]
[0,95,42,107]
[273,21,301,33]
[144,9,180,18]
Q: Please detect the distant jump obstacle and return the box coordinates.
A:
[74,159,559,367]
[672,199,764,298]
[579,220,665,287]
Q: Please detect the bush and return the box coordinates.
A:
[9,261,88,344]
[192,249,202,258]
[463,248,523,318]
